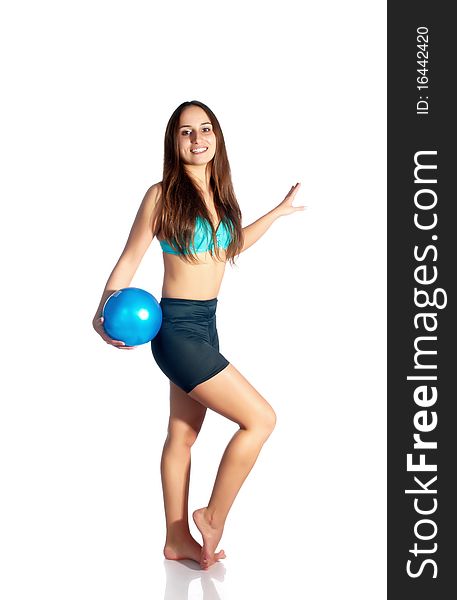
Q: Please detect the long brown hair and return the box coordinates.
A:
[152,100,244,265]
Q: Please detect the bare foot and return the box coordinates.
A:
[164,534,225,567]
[193,508,225,570]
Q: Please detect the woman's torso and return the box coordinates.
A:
[160,251,227,300]
[157,187,228,300]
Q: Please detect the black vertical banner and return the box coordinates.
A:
[388,2,456,597]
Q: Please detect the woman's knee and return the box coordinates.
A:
[260,405,277,436]
[167,420,202,447]
[246,405,276,440]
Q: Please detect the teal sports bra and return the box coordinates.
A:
[159,216,233,255]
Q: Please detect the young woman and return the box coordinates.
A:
[92,100,304,570]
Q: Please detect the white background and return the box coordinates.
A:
[0,1,386,599]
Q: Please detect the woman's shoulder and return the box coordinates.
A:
[146,181,163,201]
[134,182,163,231]
[141,181,163,213]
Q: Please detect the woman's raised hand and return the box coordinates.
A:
[275,182,306,217]
[93,316,136,350]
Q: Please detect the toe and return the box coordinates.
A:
[201,549,212,569]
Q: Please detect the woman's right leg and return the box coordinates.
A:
[161,381,226,565]
[187,362,277,568]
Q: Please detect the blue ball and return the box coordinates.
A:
[102,287,162,346]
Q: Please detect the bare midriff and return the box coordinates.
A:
[160,249,227,300]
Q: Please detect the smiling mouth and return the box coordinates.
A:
[190,147,208,154]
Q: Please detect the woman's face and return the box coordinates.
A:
[177,105,217,166]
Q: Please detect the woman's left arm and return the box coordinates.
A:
[240,182,304,253]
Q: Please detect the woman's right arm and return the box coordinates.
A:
[92,183,161,348]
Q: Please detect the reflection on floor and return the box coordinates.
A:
[163,558,226,600]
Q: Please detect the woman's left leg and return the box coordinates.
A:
[161,381,225,564]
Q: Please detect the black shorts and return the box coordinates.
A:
[150,297,230,393]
